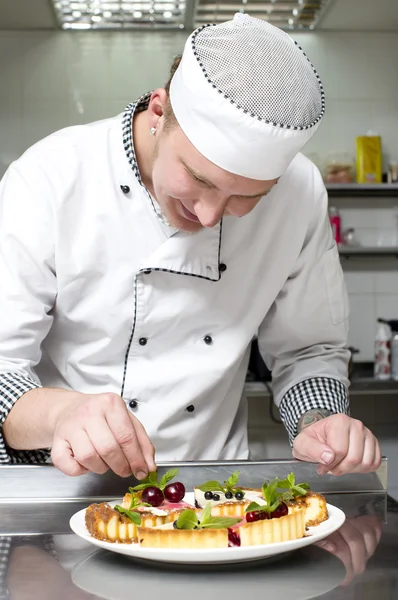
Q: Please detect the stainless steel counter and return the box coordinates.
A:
[1,460,397,600]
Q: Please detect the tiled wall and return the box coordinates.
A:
[335,197,398,361]
[0,29,398,177]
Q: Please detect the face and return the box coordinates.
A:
[147,96,278,233]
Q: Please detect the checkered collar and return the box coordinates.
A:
[122,92,177,232]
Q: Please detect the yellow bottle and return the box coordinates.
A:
[356,133,383,184]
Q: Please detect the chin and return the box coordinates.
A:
[161,197,203,233]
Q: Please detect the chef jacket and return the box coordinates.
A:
[0,92,350,465]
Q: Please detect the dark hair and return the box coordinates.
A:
[165,55,182,93]
[163,55,182,129]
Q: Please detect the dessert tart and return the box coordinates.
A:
[194,470,262,516]
[137,504,242,549]
[85,469,192,544]
[276,473,329,527]
[227,477,308,547]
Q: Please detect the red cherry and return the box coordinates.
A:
[164,482,185,503]
[141,486,164,507]
[228,529,241,547]
[271,502,288,519]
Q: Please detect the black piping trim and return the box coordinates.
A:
[121,93,171,226]
[120,220,223,397]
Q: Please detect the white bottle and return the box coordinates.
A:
[374,319,392,380]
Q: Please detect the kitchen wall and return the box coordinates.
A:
[0,27,397,491]
[1,28,397,359]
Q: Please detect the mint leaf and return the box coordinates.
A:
[114,505,142,525]
[288,473,295,487]
[293,484,310,497]
[200,517,242,529]
[176,509,198,530]
[245,501,262,513]
[197,480,225,493]
[224,470,240,491]
[129,482,153,492]
[159,468,178,490]
[281,491,294,502]
[199,502,212,526]
[276,478,291,489]
[148,471,158,484]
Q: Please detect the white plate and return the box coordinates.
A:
[69,492,346,564]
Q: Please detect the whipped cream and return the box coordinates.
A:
[138,506,168,517]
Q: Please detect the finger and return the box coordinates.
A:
[338,520,368,583]
[351,516,382,557]
[293,434,336,470]
[327,419,364,476]
[106,406,148,479]
[69,429,109,475]
[319,532,354,585]
[51,437,89,477]
[85,419,131,478]
[130,414,157,473]
[349,431,378,474]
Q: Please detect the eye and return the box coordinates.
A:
[192,174,206,185]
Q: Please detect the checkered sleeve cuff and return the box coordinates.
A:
[0,537,11,600]
[278,377,349,446]
[0,372,50,465]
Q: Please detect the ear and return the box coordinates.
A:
[147,88,169,131]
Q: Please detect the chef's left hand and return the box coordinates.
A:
[292,414,382,476]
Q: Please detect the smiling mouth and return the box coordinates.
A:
[179,202,200,223]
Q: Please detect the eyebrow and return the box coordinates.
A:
[180,158,271,199]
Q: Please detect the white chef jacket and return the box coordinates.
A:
[0,93,350,465]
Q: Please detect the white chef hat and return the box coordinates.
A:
[169,13,325,181]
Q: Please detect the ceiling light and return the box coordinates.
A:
[133,10,142,17]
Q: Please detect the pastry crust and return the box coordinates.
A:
[239,506,306,546]
[85,503,178,544]
[287,492,328,527]
[137,525,228,548]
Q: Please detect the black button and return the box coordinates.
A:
[139,337,148,346]
[219,263,227,272]
[120,185,130,194]
[143,270,151,275]
[129,399,138,409]
[204,335,213,345]
[186,405,195,412]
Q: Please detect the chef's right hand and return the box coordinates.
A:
[315,515,382,586]
[50,392,156,479]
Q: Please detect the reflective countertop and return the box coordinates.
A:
[1,461,397,600]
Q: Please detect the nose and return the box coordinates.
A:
[194,195,227,228]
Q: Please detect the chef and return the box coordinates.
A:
[0,14,381,480]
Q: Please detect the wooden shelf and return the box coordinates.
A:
[327,184,398,198]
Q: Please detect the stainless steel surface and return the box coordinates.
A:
[0,461,388,536]
[0,459,388,500]
[0,461,397,599]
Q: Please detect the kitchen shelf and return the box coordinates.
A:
[339,246,398,258]
[327,184,398,197]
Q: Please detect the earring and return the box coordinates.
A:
[149,127,156,136]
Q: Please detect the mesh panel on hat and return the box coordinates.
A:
[191,14,325,131]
